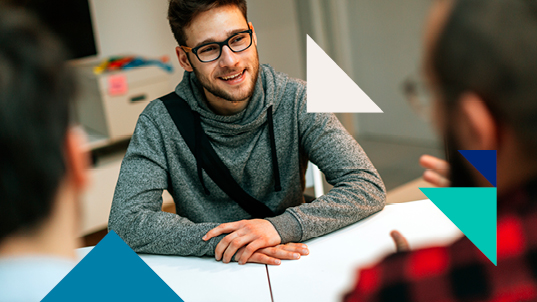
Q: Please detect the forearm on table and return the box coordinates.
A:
[109,207,224,256]
[279,169,385,242]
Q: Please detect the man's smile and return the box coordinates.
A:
[218,69,246,84]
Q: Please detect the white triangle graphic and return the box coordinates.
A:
[307,35,383,113]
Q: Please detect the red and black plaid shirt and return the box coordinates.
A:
[344,178,537,302]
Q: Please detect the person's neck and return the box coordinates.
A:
[0,183,80,260]
[203,88,249,116]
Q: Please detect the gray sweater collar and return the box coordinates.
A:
[174,64,285,134]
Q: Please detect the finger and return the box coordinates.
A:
[214,232,240,261]
[390,230,410,252]
[203,221,241,241]
[419,155,450,177]
[238,240,267,265]
[247,252,281,265]
[282,242,308,249]
[222,236,252,263]
[276,243,309,255]
[259,247,301,260]
[423,170,451,187]
[234,247,246,262]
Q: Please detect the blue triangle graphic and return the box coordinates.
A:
[458,150,497,187]
[42,231,184,302]
[420,187,497,265]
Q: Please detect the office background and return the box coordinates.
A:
[88,0,442,190]
[58,0,446,240]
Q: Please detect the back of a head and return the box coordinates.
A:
[0,7,74,241]
[433,0,537,152]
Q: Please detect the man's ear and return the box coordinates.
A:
[176,46,194,72]
[249,22,257,46]
[457,93,499,150]
[64,126,89,192]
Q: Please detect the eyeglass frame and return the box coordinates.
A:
[180,27,254,63]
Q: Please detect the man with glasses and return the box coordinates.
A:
[345,0,537,300]
[109,0,385,265]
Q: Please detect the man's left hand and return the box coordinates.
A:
[203,219,281,264]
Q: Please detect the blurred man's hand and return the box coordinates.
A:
[420,155,450,187]
[390,230,410,252]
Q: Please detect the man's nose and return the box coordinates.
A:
[219,45,239,67]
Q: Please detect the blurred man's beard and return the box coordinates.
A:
[191,50,260,103]
[445,127,480,187]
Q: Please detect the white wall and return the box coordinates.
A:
[248,0,304,80]
[347,0,438,143]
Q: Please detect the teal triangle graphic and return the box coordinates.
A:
[42,231,184,302]
[420,187,497,265]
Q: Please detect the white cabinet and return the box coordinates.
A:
[74,64,172,143]
[73,64,175,236]
[81,152,123,235]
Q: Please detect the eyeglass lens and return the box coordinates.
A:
[197,32,252,62]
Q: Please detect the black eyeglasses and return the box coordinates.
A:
[181,28,253,63]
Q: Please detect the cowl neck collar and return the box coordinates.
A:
[175,64,284,135]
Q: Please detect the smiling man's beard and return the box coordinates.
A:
[190,50,260,103]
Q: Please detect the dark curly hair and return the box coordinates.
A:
[168,0,248,46]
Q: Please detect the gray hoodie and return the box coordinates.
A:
[108,64,386,256]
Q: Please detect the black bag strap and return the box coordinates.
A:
[160,92,276,218]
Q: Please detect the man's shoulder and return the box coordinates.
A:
[286,76,307,93]
[0,256,74,302]
[139,96,171,123]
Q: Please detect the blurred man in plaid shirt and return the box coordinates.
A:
[344,0,537,301]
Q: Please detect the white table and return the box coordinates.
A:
[77,199,461,302]
[267,199,462,302]
[77,248,272,302]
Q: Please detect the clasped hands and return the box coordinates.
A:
[203,219,309,265]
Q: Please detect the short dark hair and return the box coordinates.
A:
[168,0,248,46]
[432,0,537,151]
[0,7,74,241]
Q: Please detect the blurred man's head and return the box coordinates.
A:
[0,7,88,257]
[424,0,537,192]
[168,0,260,114]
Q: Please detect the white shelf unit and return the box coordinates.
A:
[73,64,175,236]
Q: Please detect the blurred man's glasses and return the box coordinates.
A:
[402,74,433,121]
[181,28,253,63]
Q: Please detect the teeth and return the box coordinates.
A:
[222,71,242,80]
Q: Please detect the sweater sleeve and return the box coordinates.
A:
[268,85,386,243]
[108,114,223,256]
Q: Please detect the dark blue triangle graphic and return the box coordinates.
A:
[458,150,497,187]
[42,231,184,302]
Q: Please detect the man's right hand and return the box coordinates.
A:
[420,154,450,187]
[234,243,309,265]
